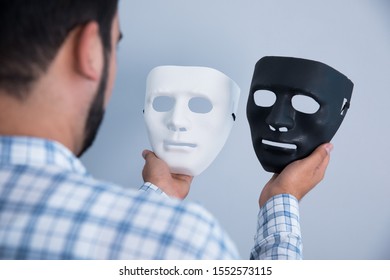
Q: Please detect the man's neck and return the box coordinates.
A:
[0,92,78,155]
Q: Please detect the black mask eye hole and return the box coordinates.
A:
[291,94,320,114]
[188,97,213,114]
[152,96,175,112]
[253,90,276,107]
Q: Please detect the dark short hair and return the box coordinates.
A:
[0,0,119,98]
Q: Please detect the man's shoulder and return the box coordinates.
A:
[0,163,237,259]
[46,165,217,224]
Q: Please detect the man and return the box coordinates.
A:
[0,0,332,259]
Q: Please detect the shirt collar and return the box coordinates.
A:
[0,136,88,175]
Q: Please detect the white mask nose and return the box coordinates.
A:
[166,107,191,132]
[167,124,188,132]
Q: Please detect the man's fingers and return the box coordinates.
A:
[324,143,334,155]
[141,149,192,199]
[142,149,155,160]
[303,143,333,179]
[305,143,333,166]
[172,174,193,187]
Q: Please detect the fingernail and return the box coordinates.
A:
[142,150,147,159]
[325,143,334,155]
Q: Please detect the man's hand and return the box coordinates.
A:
[259,143,333,207]
[142,150,193,199]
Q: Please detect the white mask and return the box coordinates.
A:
[144,65,240,176]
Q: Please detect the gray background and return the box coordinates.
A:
[81,0,390,259]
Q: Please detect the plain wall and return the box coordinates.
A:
[81,0,390,259]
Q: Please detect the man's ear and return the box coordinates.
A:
[74,21,103,81]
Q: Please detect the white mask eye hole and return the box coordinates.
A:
[188,97,213,114]
[291,94,320,114]
[254,90,276,107]
[152,96,175,112]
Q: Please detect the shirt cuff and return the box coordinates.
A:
[251,194,302,260]
[139,182,170,198]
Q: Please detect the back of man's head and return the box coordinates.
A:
[0,0,119,99]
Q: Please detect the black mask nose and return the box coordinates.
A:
[266,95,295,132]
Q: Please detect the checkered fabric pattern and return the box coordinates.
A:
[0,136,301,259]
[251,195,302,259]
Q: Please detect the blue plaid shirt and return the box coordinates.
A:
[0,136,301,259]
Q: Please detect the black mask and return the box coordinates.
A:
[247,56,354,173]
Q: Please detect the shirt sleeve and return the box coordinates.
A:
[250,194,302,260]
[139,182,170,198]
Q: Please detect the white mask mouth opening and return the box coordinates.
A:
[164,140,197,150]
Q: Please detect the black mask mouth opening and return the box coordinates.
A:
[261,139,297,153]
[247,56,354,173]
